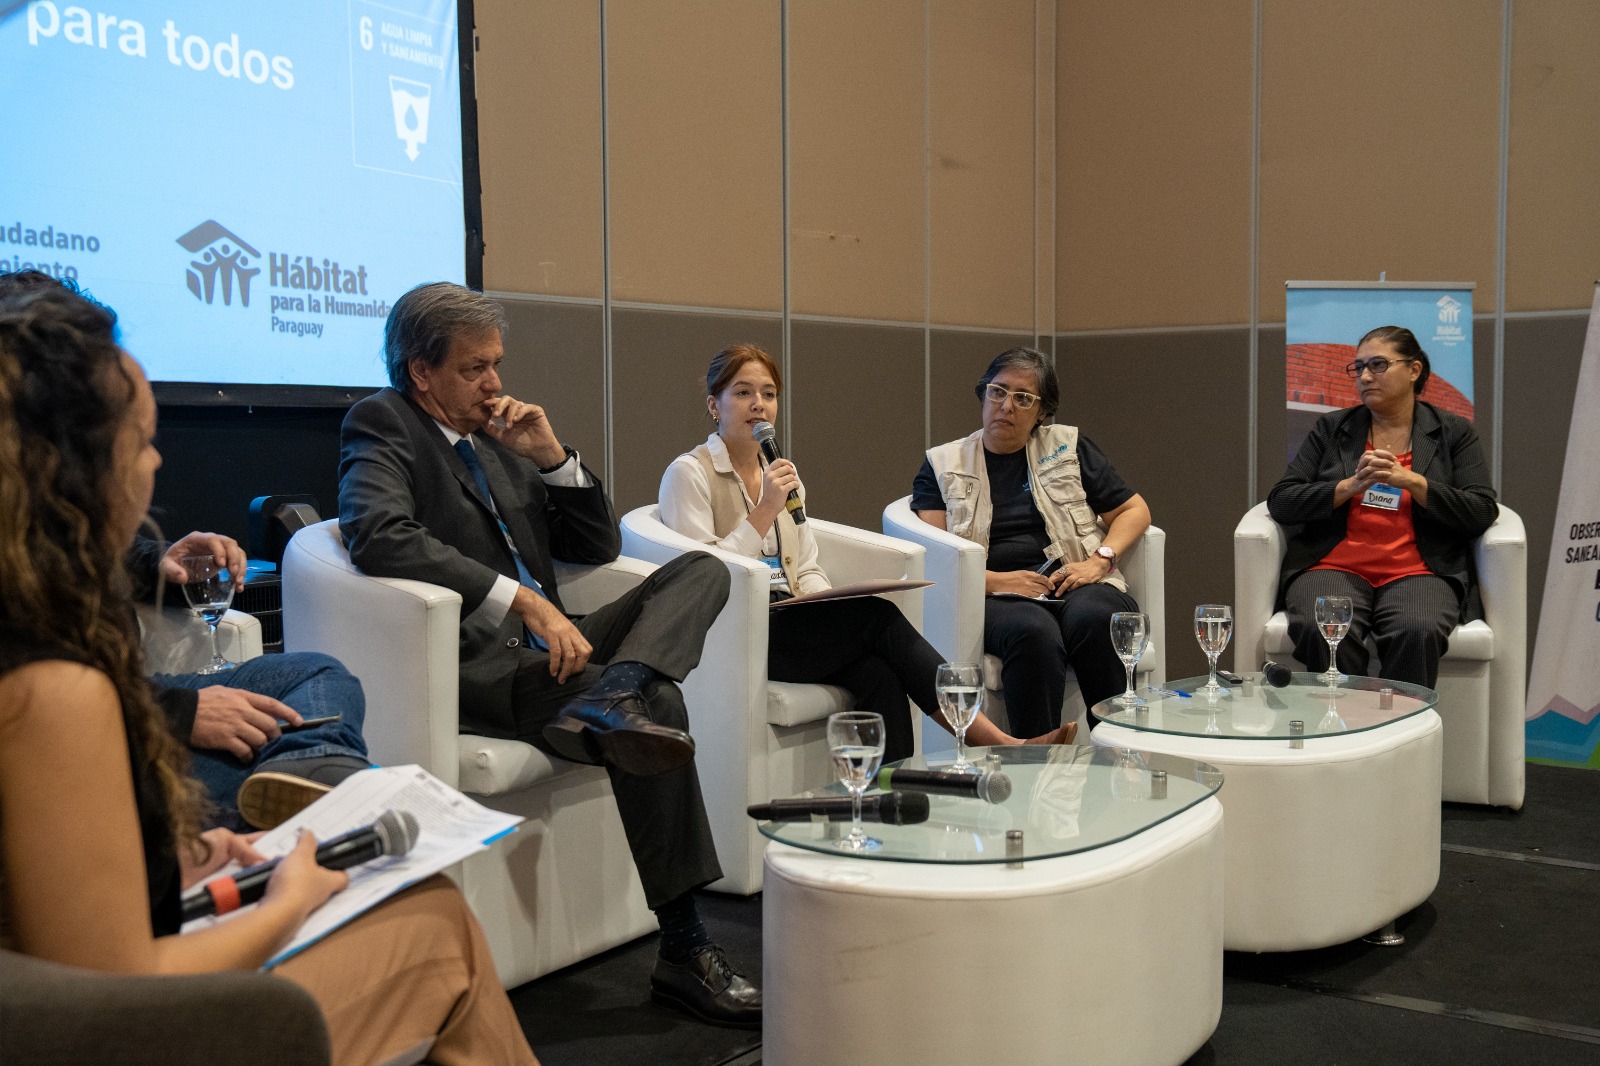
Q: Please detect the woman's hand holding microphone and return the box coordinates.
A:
[750,458,801,535]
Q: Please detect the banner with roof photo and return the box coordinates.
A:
[1525,282,1600,768]
[1284,281,1476,462]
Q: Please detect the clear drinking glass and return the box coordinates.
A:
[1109,612,1150,706]
[934,663,983,774]
[1314,595,1353,686]
[826,711,886,852]
[181,554,237,675]
[1193,604,1233,700]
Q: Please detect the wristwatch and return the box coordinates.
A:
[1094,545,1117,568]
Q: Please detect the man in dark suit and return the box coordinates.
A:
[338,281,757,1028]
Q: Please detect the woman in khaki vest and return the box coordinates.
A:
[658,344,1075,763]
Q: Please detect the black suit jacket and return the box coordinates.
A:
[1266,400,1498,623]
[338,387,620,738]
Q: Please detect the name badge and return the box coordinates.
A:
[1362,484,1401,511]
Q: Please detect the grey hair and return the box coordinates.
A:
[976,346,1059,421]
[383,282,507,394]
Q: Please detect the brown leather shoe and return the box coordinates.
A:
[650,945,762,1029]
[1024,721,1078,745]
[542,690,695,777]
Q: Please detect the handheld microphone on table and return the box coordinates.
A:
[875,766,1013,804]
[747,791,930,825]
[182,810,420,923]
[1261,660,1293,688]
[751,421,807,524]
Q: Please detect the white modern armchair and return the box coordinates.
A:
[882,496,1167,745]
[280,520,657,987]
[620,505,927,895]
[1233,501,1526,808]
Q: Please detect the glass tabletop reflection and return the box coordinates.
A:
[1095,673,1438,741]
[755,745,1222,865]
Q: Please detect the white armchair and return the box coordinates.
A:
[620,505,927,895]
[882,496,1166,746]
[1233,501,1526,809]
[280,520,656,987]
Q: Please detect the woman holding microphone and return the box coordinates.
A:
[658,344,1074,764]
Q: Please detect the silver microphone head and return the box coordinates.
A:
[976,770,1014,804]
[751,420,776,446]
[372,809,420,857]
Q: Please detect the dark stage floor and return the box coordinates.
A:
[507,761,1600,1065]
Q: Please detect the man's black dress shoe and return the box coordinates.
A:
[650,945,762,1029]
[542,689,695,777]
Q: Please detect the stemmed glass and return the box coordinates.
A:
[1109,612,1150,707]
[826,711,886,852]
[181,554,237,675]
[935,663,983,774]
[1193,604,1233,701]
[1315,595,1353,686]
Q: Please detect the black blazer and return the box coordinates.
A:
[338,387,620,738]
[1266,400,1498,623]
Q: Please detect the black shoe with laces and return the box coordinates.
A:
[650,944,762,1029]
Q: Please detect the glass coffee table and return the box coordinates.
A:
[1092,673,1444,953]
[758,745,1226,1066]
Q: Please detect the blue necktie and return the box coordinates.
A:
[454,437,549,650]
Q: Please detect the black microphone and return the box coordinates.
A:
[182,810,420,923]
[1262,660,1293,688]
[747,791,930,825]
[751,421,807,525]
[875,766,1013,804]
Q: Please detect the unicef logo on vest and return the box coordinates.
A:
[177,220,261,308]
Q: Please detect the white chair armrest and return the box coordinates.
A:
[216,610,263,663]
[808,517,927,628]
[1119,525,1166,686]
[882,496,985,666]
[1475,505,1527,808]
[282,521,464,787]
[552,556,657,616]
[1233,502,1285,674]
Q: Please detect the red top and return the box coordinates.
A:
[1311,450,1433,586]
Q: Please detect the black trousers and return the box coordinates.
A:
[766,596,945,764]
[1284,568,1458,689]
[510,551,728,909]
[982,584,1139,736]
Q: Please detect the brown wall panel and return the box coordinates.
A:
[1056,0,1254,330]
[929,0,1037,330]
[610,309,783,514]
[1062,328,1254,678]
[495,299,607,473]
[1501,312,1590,661]
[606,0,782,311]
[929,330,1034,449]
[1507,1,1600,312]
[789,0,927,322]
[789,321,927,529]
[476,0,604,297]
[1258,1,1502,323]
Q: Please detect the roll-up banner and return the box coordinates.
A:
[1284,281,1476,462]
[1525,282,1600,768]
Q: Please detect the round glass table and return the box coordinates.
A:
[1092,673,1443,953]
[758,745,1227,1065]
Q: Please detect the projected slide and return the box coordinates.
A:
[1,1,465,389]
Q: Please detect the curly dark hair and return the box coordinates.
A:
[0,284,206,852]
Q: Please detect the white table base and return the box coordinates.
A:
[1094,709,1441,952]
[762,798,1224,1066]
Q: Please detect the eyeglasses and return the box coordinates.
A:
[982,383,1043,410]
[1344,357,1414,377]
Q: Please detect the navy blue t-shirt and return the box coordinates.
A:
[911,436,1133,572]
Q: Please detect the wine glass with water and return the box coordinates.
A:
[826,711,886,852]
[935,663,983,774]
[1314,595,1353,685]
[181,554,237,675]
[1109,612,1149,707]
[1193,604,1233,700]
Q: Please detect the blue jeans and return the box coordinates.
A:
[155,652,370,810]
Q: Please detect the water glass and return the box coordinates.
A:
[1108,612,1149,707]
[935,663,983,774]
[826,711,886,852]
[1193,604,1233,700]
[181,554,236,675]
[1314,595,1353,685]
